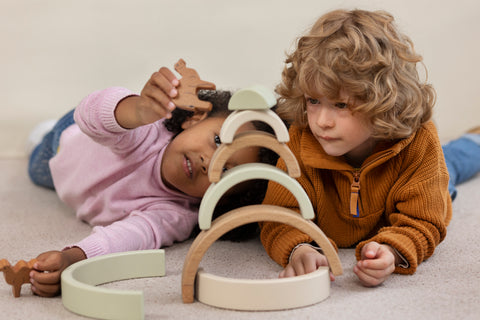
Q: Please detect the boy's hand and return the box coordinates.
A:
[353,241,397,287]
[279,244,334,281]
[30,247,86,297]
[115,67,179,129]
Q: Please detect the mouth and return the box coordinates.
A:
[320,136,334,141]
[183,156,193,179]
[318,134,338,142]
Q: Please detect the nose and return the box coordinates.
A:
[314,106,335,129]
[200,154,210,174]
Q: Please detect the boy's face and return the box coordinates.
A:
[161,116,259,198]
[305,92,375,166]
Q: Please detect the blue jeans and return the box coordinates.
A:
[443,134,480,200]
[28,109,75,189]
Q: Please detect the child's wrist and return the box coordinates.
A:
[62,247,87,264]
[114,95,142,129]
[384,245,409,268]
[288,243,324,263]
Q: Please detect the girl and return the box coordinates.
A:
[28,67,276,296]
[259,9,480,287]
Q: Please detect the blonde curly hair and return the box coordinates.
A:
[276,9,436,139]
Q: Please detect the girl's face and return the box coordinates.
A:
[305,92,375,167]
[161,116,259,198]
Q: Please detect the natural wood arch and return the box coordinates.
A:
[182,204,343,304]
[208,131,300,182]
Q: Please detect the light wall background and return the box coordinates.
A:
[1,0,479,158]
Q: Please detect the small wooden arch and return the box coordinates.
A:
[219,110,289,143]
[208,131,300,182]
[227,85,277,110]
[182,205,343,304]
[61,250,165,320]
[199,163,314,230]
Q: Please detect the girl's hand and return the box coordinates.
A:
[115,67,179,129]
[353,241,397,287]
[30,247,86,297]
[279,244,335,281]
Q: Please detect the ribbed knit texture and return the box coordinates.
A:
[49,87,201,258]
[260,121,452,274]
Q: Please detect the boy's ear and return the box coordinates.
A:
[181,109,208,129]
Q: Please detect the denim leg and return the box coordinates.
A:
[442,136,480,201]
[28,109,76,189]
[28,131,56,189]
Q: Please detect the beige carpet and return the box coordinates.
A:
[1,157,479,320]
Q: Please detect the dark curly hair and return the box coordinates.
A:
[164,90,281,241]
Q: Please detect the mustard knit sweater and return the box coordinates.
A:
[260,121,452,275]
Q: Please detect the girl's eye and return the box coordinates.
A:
[214,134,222,147]
[307,97,320,105]
[222,167,228,173]
[335,102,348,109]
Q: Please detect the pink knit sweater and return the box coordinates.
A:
[50,87,200,258]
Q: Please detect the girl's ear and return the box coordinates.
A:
[181,109,208,129]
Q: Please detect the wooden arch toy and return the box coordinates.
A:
[182,84,343,310]
[61,250,165,320]
[198,163,314,230]
[208,130,300,183]
[182,205,343,309]
[219,109,289,143]
[195,267,330,310]
[227,85,277,110]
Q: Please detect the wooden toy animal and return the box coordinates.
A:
[172,58,216,112]
[0,258,37,297]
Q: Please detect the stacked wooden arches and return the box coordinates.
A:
[181,85,343,310]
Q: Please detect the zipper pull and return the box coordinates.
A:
[350,171,360,217]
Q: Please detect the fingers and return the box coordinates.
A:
[279,265,297,278]
[141,87,176,119]
[354,242,396,287]
[279,246,329,278]
[31,269,60,285]
[353,266,384,287]
[141,68,179,117]
[354,261,395,287]
[34,254,61,272]
[29,251,65,297]
[30,269,62,297]
[158,66,179,88]
[145,70,178,100]
[360,241,381,260]
[30,277,61,297]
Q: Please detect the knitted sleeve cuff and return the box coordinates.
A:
[355,231,418,275]
[98,87,137,133]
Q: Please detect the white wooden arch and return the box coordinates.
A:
[227,85,277,110]
[219,109,289,144]
[198,163,314,230]
[61,250,165,320]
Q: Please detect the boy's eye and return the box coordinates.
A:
[335,102,348,109]
[306,97,320,105]
[214,134,222,147]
